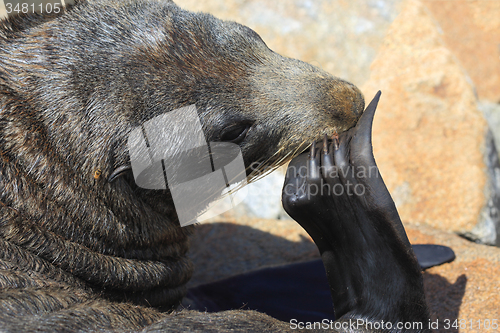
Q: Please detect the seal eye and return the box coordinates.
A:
[220,124,250,143]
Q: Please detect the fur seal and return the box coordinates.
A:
[0,0,437,331]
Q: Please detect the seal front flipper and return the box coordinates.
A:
[283,92,431,330]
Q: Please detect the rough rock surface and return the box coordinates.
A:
[422,0,500,103]
[407,223,500,333]
[362,0,490,237]
[189,217,500,333]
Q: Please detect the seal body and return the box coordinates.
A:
[0,0,368,331]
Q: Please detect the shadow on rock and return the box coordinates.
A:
[187,222,466,328]
[424,273,467,333]
[188,222,320,287]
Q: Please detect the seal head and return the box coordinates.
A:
[0,0,364,309]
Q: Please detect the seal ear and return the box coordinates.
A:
[108,165,132,183]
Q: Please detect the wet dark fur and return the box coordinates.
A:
[0,0,428,332]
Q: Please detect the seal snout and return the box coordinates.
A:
[322,80,365,132]
[349,83,366,119]
[336,81,365,121]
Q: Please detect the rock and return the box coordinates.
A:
[406,223,500,333]
[230,171,292,220]
[362,0,492,239]
[480,102,500,153]
[469,128,500,246]
[422,0,500,103]
[466,101,500,246]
